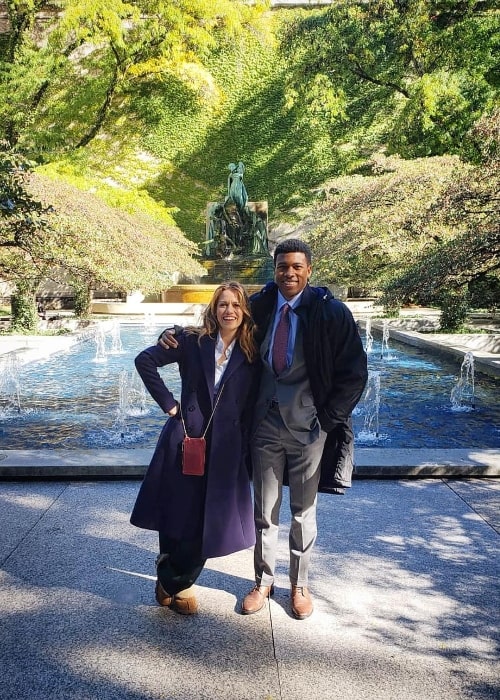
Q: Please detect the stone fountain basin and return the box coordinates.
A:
[424,333,500,353]
[1,317,499,476]
[366,321,500,378]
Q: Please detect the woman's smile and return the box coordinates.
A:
[216,290,243,331]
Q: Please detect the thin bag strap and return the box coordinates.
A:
[179,383,225,439]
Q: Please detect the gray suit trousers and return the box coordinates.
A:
[251,404,327,587]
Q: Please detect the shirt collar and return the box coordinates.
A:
[277,289,303,312]
[216,333,236,358]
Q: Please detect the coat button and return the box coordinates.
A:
[188,406,195,412]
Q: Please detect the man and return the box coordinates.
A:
[160,239,368,619]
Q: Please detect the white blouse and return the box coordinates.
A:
[214,334,235,391]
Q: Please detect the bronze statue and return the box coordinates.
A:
[227,161,248,211]
[205,162,268,259]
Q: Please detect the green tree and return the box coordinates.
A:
[0,1,67,145]
[27,172,205,316]
[0,142,204,328]
[381,109,500,327]
[0,142,54,330]
[307,152,461,292]
[278,1,499,157]
[0,0,268,152]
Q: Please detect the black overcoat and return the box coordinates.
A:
[130,331,257,558]
[250,282,368,492]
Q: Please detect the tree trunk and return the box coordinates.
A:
[76,60,120,149]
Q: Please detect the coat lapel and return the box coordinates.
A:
[222,341,245,385]
[200,335,216,405]
[260,309,275,364]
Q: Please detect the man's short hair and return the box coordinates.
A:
[273,238,312,265]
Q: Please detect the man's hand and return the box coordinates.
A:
[158,327,179,350]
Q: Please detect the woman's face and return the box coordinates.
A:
[215,289,244,334]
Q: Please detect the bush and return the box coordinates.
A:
[10,291,38,332]
[73,284,92,319]
[439,289,469,331]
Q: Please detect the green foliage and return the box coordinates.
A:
[0,138,204,330]
[381,227,500,308]
[278,1,499,159]
[309,108,499,314]
[39,157,180,226]
[389,70,492,157]
[376,109,500,312]
[1,0,268,151]
[0,142,54,328]
[307,152,461,290]
[26,172,204,291]
[72,280,92,318]
[134,13,347,241]
[22,49,117,154]
[10,279,39,332]
[438,288,470,331]
[468,274,500,311]
[460,104,500,164]
[0,0,498,319]
[0,142,49,231]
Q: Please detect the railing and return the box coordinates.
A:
[0,1,338,33]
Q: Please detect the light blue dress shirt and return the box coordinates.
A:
[268,290,304,370]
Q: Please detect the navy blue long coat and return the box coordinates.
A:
[130,331,257,559]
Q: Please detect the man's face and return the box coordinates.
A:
[274,252,312,300]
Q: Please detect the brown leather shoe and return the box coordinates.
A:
[171,595,198,615]
[241,584,274,615]
[155,580,173,607]
[291,585,313,619]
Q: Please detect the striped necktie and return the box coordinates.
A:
[272,303,290,375]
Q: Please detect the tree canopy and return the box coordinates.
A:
[0,143,203,327]
[308,152,462,291]
[306,108,500,324]
[0,1,498,330]
[0,0,268,152]
[278,0,499,157]
[380,109,500,311]
[26,172,204,290]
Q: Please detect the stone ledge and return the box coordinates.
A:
[366,322,500,378]
[0,448,498,479]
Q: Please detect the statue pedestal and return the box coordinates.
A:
[202,254,274,285]
[161,282,264,303]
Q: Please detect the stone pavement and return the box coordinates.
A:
[1,315,499,698]
[0,478,499,700]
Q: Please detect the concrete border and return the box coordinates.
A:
[368,322,500,378]
[0,447,498,479]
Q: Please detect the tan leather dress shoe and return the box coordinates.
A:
[170,585,198,615]
[155,580,173,607]
[291,585,313,619]
[241,585,274,615]
[171,595,198,615]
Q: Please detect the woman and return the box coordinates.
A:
[130,282,259,614]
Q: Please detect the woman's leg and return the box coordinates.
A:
[157,533,206,597]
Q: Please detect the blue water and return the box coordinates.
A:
[0,324,498,449]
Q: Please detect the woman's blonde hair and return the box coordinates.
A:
[187,281,257,363]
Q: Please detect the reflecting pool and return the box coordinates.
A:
[0,323,499,449]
